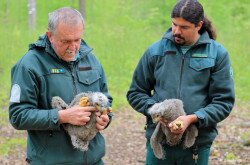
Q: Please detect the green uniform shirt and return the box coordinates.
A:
[127,28,235,146]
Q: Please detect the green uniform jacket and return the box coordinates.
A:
[127,28,235,146]
[9,34,112,165]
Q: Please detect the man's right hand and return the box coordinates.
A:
[58,105,97,126]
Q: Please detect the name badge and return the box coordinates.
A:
[79,66,92,71]
[192,54,208,58]
[51,69,65,74]
[164,51,176,55]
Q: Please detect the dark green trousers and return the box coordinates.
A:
[145,140,211,165]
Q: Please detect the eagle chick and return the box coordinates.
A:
[51,92,111,151]
[148,99,198,159]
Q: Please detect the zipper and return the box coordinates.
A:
[177,46,190,99]
[68,63,77,96]
[177,55,185,99]
[177,45,194,99]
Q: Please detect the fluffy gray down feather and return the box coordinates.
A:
[148,99,198,159]
[51,92,110,151]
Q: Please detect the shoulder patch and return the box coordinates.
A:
[230,66,234,78]
[10,84,21,103]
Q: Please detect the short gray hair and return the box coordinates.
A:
[48,7,84,34]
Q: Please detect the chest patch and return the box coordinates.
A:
[164,51,176,55]
[51,69,65,74]
[79,66,92,71]
[192,53,208,58]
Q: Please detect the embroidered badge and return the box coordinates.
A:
[164,51,176,55]
[192,54,208,58]
[51,69,65,74]
[10,84,21,103]
[79,66,92,71]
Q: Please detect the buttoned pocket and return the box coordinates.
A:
[189,58,215,71]
[77,69,101,85]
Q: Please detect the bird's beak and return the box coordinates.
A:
[153,116,161,123]
[96,105,101,111]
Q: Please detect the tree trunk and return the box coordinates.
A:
[79,0,86,20]
[28,0,36,31]
[4,0,9,16]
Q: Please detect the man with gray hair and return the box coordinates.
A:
[127,0,234,164]
[9,7,112,165]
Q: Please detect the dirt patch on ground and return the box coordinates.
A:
[102,108,146,165]
[1,104,250,165]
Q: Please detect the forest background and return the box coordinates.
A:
[0,0,249,164]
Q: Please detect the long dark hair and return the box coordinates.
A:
[171,0,216,40]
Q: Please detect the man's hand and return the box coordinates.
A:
[95,111,110,131]
[58,105,97,125]
[160,114,198,135]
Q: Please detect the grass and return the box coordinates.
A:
[0,0,249,157]
[225,152,238,161]
[201,0,250,102]
[0,137,26,155]
[1,1,249,107]
[85,0,170,107]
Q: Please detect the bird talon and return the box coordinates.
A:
[173,120,183,130]
[79,97,89,107]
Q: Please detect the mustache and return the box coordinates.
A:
[173,34,184,39]
[66,49,74,54]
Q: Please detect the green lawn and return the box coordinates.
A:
[0,1,249,108]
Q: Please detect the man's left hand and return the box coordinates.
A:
[168,114,198,134]
[95,112,110,131]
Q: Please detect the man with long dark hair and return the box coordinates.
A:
[127,0,234,164]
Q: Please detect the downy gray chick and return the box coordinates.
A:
[51,92,111,151]
[148,99,198,159]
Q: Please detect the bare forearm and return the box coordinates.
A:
[58,106,96,125]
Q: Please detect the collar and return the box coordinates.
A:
[162,28,212,46]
